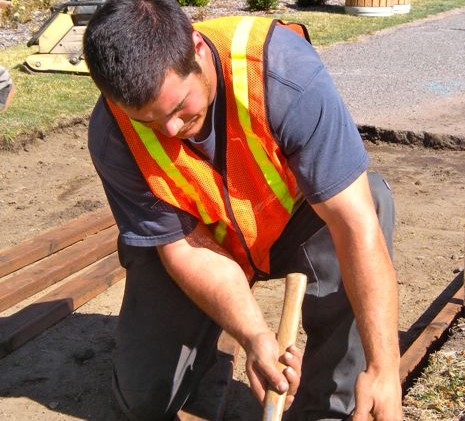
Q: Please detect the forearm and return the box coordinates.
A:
[331,215,403,420]
[331,221,400,371]
[157,223,270,349]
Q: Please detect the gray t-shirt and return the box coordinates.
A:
[88,25,368,247]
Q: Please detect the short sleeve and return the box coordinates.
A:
[88,97,198,247]
[267,26,369,203]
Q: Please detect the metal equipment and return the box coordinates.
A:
[24,1,104,74]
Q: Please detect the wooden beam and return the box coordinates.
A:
[0,253,124,358]
[0,225,118,313]
[0,206,114,278]
[400,276,464,386]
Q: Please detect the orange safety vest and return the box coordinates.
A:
[108,16,310,280]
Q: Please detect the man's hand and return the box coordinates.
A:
[244,332,302,410]
[352,368,403,421]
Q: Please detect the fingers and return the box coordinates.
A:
[280,346,302,397]
[351,370,403,421]
[247,361,268,403]
[352,372,374,421]
[280,345,302,375]
[351,407,374,421]
[279,345,303,410]
[245,331,287,403]
[256,360,289,396]
[245,334,303,409]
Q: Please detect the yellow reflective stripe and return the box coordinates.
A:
[131,120,213,224]
[213,220,227,244]
[231,17,294,214]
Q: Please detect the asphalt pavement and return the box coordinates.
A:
[317,7,465,141]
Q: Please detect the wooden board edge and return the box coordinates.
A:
[0,254,124,358]
[0,206,114,278]
[0,225,118,313]
[400,284,464,387]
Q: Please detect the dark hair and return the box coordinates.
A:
[83,0,201,108]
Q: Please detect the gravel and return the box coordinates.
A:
[0,7,50,49]
[0,23,32,49]
[0,0,345,50]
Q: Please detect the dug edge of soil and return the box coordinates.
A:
[0,121,464,421]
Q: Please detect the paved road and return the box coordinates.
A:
[318,7,465,138]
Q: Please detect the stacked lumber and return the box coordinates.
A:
[0,207,122,358]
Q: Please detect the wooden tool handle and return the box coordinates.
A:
[262,273,307,421]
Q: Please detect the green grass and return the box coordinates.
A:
[0,45,99,148]
[279,0,465,46]
[1,0,464,147]
[403,319,465,419]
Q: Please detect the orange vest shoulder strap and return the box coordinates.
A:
[274,19,311,44]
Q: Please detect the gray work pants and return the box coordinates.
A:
[112,172,395,421]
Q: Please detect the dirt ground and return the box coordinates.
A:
[0,111,464,420]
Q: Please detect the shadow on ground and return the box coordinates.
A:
[0,313,126,420]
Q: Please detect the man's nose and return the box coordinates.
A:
[162,117,184,137]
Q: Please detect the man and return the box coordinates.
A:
[0,66,14,112]
[83,1,403,420]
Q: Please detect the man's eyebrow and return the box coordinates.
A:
[131,95,188,125]
[131,93,189,124]
[167,95,187,117]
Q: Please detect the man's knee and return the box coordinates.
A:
[113,367,175,421]
[367,171,394,212]
[367,171,395,252]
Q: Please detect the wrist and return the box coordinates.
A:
[241,329,275,353]
[365,341,400,372]
[365,360,401,383]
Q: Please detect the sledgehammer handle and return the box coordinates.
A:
[262,273,307,421]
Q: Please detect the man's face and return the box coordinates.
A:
[120,68,213,139]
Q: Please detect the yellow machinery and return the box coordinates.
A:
[24,1,104,74]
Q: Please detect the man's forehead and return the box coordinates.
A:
[121,75,190,122]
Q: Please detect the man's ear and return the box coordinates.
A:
[192,31,208,60]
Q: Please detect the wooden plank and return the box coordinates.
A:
[0,206,114,278]
[0,225,118,313]
[400,280,464,385]
[0,253,124,358]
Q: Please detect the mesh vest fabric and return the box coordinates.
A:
[108,16,310,280]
